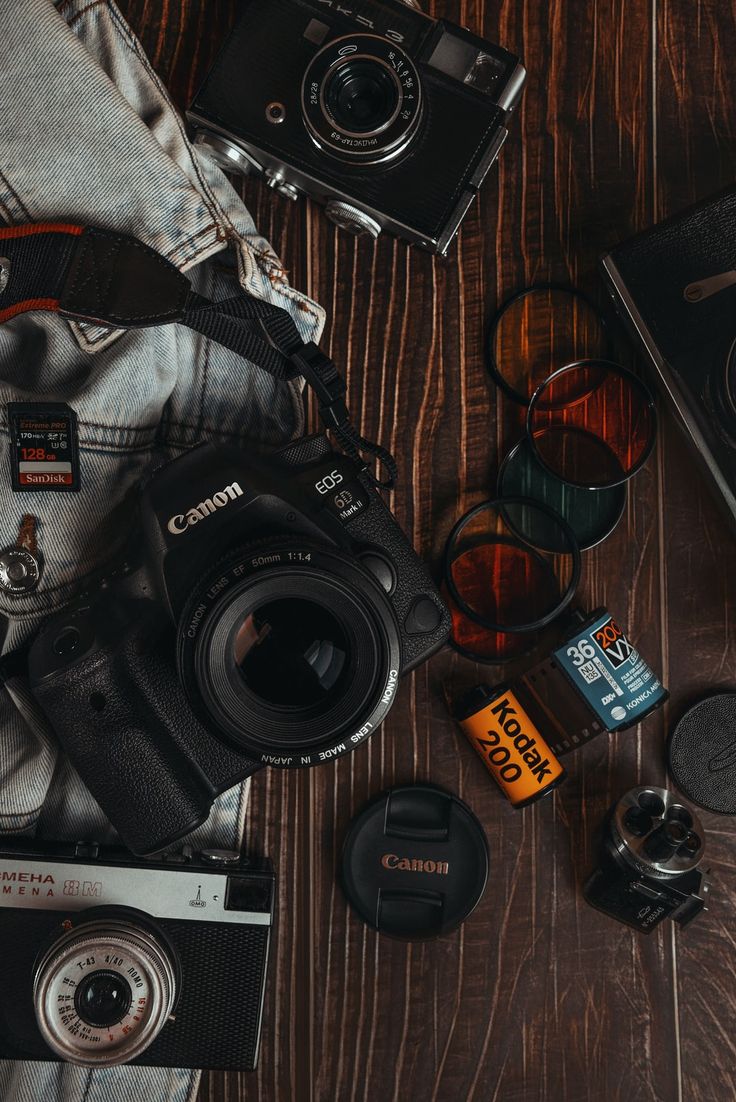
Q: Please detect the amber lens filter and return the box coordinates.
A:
[526,360,657,489]
[440,581,539,665]
[487,285,610,404]
[443,499,581,634]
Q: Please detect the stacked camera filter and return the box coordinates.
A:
[443,284,658,663]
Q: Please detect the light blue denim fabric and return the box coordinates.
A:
[0,1,324,1098]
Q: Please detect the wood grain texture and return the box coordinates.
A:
[116,2,736,1099]
[654,4,736,1102]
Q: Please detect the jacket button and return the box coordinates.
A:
[0,546,41,593]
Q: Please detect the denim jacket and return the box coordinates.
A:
[0,2,324,1098]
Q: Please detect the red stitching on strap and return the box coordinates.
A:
[0,297,59,322]
[0,223,84,240]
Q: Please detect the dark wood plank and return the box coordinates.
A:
[654,3,736,1100]
[306,0,680,1099]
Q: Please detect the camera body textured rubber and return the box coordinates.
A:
[30,602,259,856]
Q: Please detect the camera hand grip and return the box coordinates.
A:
[29,604,236,855]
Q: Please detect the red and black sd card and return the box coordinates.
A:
[7,402,80,492]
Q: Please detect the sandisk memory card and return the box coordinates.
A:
[7,402,80,492]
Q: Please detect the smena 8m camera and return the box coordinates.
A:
[187,0,526,254]
[0,838,274,1069]
[26,433,450,857]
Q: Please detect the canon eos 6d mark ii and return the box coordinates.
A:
[26,433,450,857]
[187,0,526,253]
[0,839,273,1069]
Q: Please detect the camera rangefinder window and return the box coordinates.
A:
[233,596,350,707]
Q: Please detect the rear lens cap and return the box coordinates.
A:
[340,784,489,939]
[668,693,736,814]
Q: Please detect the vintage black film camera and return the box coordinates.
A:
[26,434,450,857]
[0,839,273,1069]
[584,786,709,933]
[187,0,526,253]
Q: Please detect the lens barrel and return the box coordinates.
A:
[34,915,177,1066]
[302,35,422,165]
[178,543,402,767]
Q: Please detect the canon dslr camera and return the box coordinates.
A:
[27,434,450,857]
[0,838,273,1069]
[187,0,525,254]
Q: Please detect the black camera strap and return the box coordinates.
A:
[0,223,398,488]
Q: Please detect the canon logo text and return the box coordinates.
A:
[167,482,243,535]
[381,854,449,875]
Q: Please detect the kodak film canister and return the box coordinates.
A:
[455,684,566,808]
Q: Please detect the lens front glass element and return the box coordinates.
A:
[185,550,403,765]
[75,971,133,1029]
[234,597,350,707]
[325,58,400,134]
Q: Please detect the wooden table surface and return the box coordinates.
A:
[119,2,736,1099]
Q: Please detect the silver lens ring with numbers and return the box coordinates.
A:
[33,916,177,1066]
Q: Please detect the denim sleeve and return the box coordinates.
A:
[0,2,324,1098]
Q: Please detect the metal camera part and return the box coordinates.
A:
[192,128,262,176]
[324,201,381,238]
[0,842,274,1068]
[33,917,177,1066]
[584,785,709,933]
[301,35,423,166]
[610,786,704,878]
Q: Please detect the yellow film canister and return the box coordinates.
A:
[455,684,566,807]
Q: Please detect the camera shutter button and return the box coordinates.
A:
[264,169,300,200]
[200,848,242,866]
[404,596,442,635]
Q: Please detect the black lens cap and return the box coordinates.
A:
[668,694,736,814]
[340,784,489,940]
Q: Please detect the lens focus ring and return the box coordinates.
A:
[34,919,177,1066]
[302,35,422,165]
